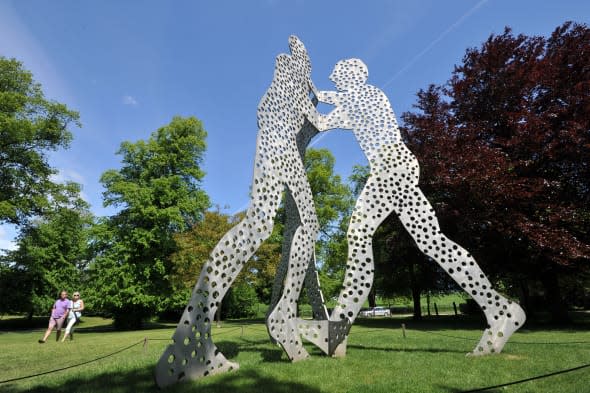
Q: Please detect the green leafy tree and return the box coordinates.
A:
[170,210,236,290]
[239,147,353,305]
[0,182,92,318]
[168,148,353,313]
[167,209,238,317]
[88,116,210,329]
[221,282,259,319]
[0,57,80,225]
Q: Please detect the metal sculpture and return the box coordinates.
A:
[155,36,325,388]
[155,36,527,388]
[311,58,526,357]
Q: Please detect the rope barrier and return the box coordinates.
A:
[459,363,590,392]
[413,328,590,345]
[353,325,590,345]
[0,339,144,385]
[0,325,263,384]
[2,322,586,387]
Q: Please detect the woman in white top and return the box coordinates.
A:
[61,291,84,342]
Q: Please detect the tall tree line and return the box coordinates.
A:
[1,21,588,326]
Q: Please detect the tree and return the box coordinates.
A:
[170,209,236,290]
[331,163,454,317]
[0,57,80,225]
[88,116,210,328]
[291,148,352,303]
[317,164,364,301]
[168,209,238,316]
[169,147,353,315]
[221,282,259,319]
[401,22,590,322]
[0,182,92,318]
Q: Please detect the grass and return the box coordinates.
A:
[1,315,589,393]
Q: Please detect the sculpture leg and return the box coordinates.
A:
[396,186,526,355]
[328,140,525,356]
[156,190,280,387]
[328,176,390,356]
[267,165,321,361]
[272,188,329,354]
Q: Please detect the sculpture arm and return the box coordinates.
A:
[305,87,349,131]
[315,90,339,105]
[316,106,353,131]
[308,79,320,105]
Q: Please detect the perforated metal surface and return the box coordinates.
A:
[155,36,324,388]
[155,38,527,388]
[313,58,526,357]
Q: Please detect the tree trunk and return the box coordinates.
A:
[409,261,422,320]
[541,271,570,323]
[215,306,221,327]
[368,288,376,308]
[518,279,531,315]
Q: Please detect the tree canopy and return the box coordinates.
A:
[88,116,210,328]
[0,57,80,225]
[401,21,590,320]
[0,182,92,317]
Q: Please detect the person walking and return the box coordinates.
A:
[38,290,70,343]
[61,291,84,342]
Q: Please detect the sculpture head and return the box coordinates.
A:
[288,35,311,76]
[329,58,368,90]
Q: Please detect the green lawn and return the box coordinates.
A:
[1,316,588,393]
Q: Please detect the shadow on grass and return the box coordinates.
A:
[346,344,467,355]
[1,365,322,393]
[222,335,468,359]
[222,337,291,363]
[350,312,590,334]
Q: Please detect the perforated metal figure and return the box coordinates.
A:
[155,36,325,387]
[312,58,526,357]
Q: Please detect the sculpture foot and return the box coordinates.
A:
[267,307,310,361]
[327,319,351,356]
[297,318,329,354]
[468,302,526,356]
[330,335,349,357]
[155,342,239,388]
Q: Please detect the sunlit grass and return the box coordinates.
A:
[1,315,588,393]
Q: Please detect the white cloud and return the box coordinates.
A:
[122,95,138,106]
[51,168,86,185]
[50,168,90,203]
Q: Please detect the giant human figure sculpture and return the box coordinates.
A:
[155,37,526,388]
[310,58,526,356]
[155,36,326,387]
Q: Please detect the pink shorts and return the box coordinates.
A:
[48,316,66,330]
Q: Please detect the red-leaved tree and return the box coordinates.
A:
[401,22,590,322]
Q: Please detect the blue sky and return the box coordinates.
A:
[0,0,588,251]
